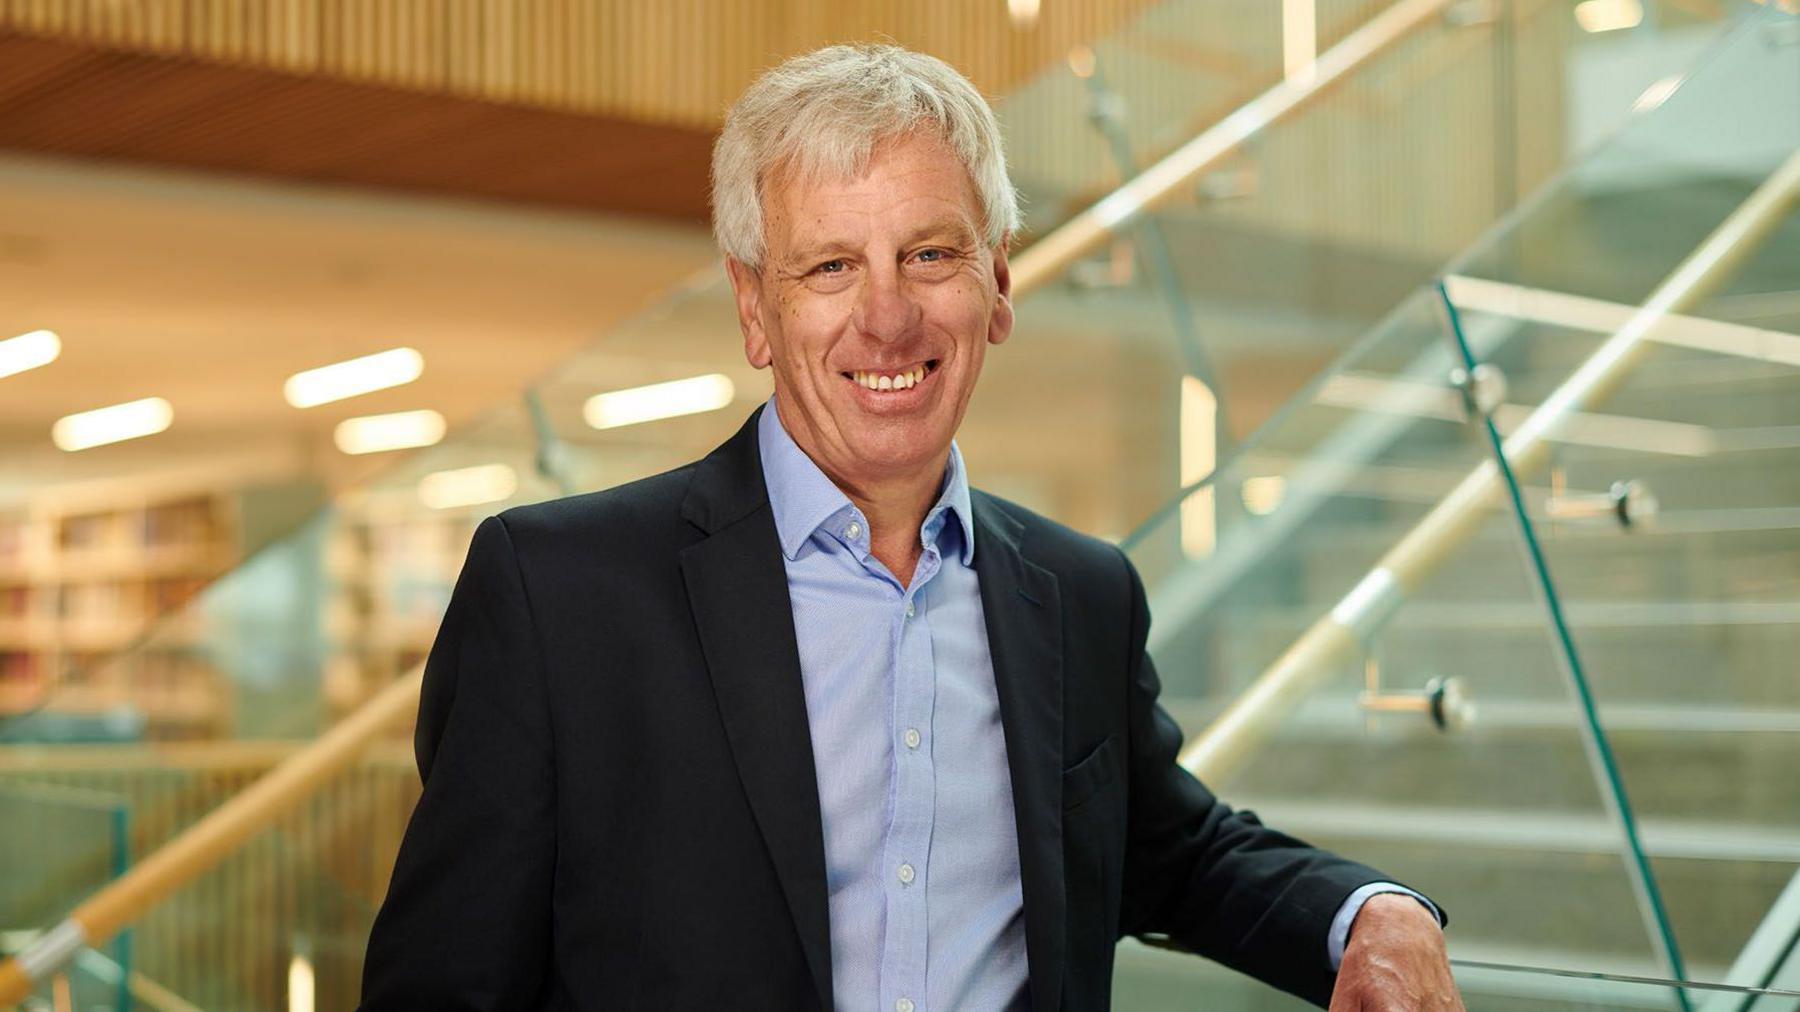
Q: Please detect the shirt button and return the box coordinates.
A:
[897,863,915,885]
[897,1000,915,1012]
[904,728,921,749]
[905,601,915,618]
[845,521,861,540]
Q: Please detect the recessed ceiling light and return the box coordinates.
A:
[1633,74,1683,114]
[52,396,173,451]
[284,347,424,408]
[1575,0,1643,33]
[334,409,446,455]
[583,374,736,430]
[0,329,61,380]
[418,463,519,510]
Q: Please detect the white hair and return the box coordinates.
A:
[710,43,1021,270]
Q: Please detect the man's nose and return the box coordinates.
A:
[851,265,922,342]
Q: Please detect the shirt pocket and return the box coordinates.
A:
[1061,733,1120,814]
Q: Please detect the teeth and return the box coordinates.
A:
[851,363,930,391]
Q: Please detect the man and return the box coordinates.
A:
[361,44,1463,1011]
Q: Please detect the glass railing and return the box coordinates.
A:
[1115,942,1800,1009]
[1117,1,1798,999]
[0,742,416,1009]
[0,0,1730,741]
[0,0,1781,1005]
[0,781,131,1010]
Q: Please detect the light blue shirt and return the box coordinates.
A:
[757,399,1433,1009]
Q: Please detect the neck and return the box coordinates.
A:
[773,402,947,588]
[842,467,944,587]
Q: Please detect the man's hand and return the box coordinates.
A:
[1328,893,1465,1011]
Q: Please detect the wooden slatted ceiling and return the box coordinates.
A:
[0,31,717,220]
[0,0,1161,128]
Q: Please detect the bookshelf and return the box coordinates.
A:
[0,474,319,740]
[322,489,484,722]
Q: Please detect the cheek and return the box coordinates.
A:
[770,302,844,371]
[935,285,994,347]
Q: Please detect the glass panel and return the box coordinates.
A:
[2,744,416,1008]
[1123,286,1670,972]
[1116,942,1800,1010]
[1436,5,1800,981]
[0,781,131,1010]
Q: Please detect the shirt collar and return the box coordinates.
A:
[757,396,975,566]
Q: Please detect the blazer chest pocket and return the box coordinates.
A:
[1061,734,1120,813]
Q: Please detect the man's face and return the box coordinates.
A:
[727,131,1013,493]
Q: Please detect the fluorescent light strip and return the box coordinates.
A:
[334,409,445,455]
[1241,475,1288,516]
[284,347,424,408]
[1179,376,1217,558]
[418,463,518,510]
[1633,74,1684,114]
[1283,0,1318,83]
[0,329,61,380]
[1574,0,1643,32]
[288,954,314,1012]
[584,374,736,430]
[1444,274,1800,368]
[52,397,173,451]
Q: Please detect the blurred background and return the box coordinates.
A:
[0,0,1797,1008]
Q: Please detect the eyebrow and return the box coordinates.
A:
[783,219,980,268]
[904,218,980,248]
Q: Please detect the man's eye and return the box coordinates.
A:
[915,249,945,262]
[814,259,846,274]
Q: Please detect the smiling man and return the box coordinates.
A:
[360,44,1464,1011]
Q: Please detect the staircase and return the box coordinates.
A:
[4,1,1795,1008]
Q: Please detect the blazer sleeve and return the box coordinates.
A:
[1111,547,1442,1008]
[360,514,557,1009]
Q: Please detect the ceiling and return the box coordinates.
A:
[0,32,718,223]
[0,153,719,501]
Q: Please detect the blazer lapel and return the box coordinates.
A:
[972,491,1066,1012]
[678,408,834,1012]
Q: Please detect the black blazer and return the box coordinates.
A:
[361,406,1430,1010]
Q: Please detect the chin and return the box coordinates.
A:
[842,415,951,474]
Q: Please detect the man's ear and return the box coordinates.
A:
[987,241,1015,347]
[725,257,773,369]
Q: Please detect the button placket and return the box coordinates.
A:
[878,558,937,1012]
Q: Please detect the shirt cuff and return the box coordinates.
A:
[1328,882,1443,970]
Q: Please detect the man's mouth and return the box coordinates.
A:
[841,359,939,392]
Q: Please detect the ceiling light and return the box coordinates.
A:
[1575,0,1643,33]
[284,347,424,408]
[52,397,173,451]
[334,409,446,454]
[1067,46,1096,80]
[1180,376,1217,559]
[1283,0,1318,83]
[584,374,736,430]
[1633,74,1683,114]
[418,463,518,510]
[0,329,61,380]
[1008,0,1041,30]
[1242,476,1288,516]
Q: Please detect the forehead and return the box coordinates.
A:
[762,133,983,249]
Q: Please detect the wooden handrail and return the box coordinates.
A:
[0,4,1460,1001]
[0,669,423,1003]
[1181,149,1800,782]
[1009,0,1455,293]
